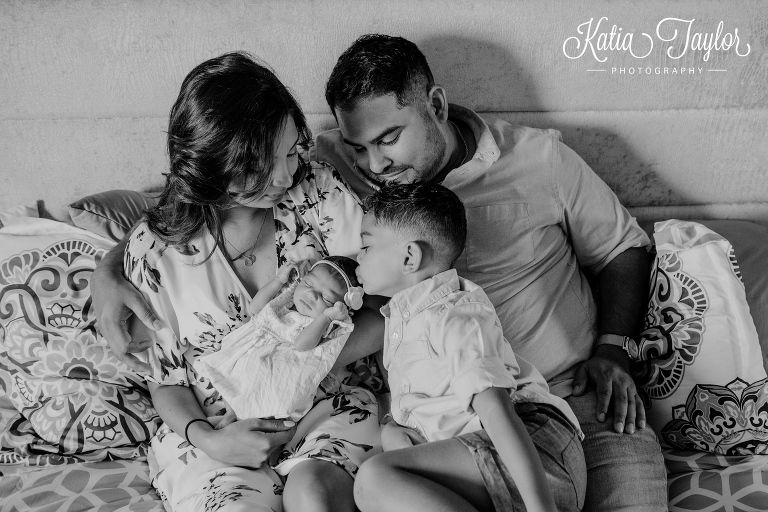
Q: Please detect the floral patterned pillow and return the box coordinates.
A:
[633,219,768,454]
[0,217,160,463]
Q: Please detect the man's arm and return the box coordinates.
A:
[331,294,386,369]
[473,388,557,512]
[572,246,650,434]
[93,237,162,373]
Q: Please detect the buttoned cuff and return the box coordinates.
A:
[450,357,516,412]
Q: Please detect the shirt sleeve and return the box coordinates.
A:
[276,160,364,265]
[551,135,651,275]
[123,223,190,386]
[433,302,519,412]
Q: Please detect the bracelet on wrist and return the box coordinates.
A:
[184,418,213,446]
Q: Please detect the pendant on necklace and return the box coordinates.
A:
[244,254,256,266]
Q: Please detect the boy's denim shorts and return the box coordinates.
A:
[456,402,587,512]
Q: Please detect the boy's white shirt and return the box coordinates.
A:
[381,269,582,442]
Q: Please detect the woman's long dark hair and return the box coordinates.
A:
[145,51,312,259]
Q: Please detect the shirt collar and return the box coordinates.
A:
[448,104,500,167]
[380,269,460,319]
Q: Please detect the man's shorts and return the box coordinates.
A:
[456,402,587,512]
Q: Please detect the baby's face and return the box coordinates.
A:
[293,265,346,317]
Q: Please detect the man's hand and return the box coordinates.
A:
[92,242,162,374]
[572,344,646,434]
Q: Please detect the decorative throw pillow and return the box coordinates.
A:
[633,219,768,454]
[0,216,159,463]
[68,189,158,242]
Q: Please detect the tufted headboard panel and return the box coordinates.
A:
[1,0,766,223]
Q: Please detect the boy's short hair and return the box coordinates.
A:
[363,183,467,266]
[325,34,434,114]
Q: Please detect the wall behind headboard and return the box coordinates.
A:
[1,0,766,222]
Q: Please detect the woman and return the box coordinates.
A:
[122,52,382,512]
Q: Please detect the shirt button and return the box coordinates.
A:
[392,332,399,340]
[403,311,410,319]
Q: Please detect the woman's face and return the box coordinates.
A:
[230,116,301,209]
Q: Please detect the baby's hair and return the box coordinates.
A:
[318,256,361,290]
[363,182,467,266]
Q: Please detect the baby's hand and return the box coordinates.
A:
[276,262,299,284]
[322,301,348,322]
[381,422,426,451]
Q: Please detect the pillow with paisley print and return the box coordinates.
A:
[0,216,159,464]
[633,219,768,455]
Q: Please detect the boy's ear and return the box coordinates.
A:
[402,241,423,274]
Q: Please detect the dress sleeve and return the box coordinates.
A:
[123,223,190,386]
[276,160,364,266]
[433,302,519,413]
[551,135,651,275]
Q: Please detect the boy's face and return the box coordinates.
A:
[356,213,406,297]
[293,265,346,317]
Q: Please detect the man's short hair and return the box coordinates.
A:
[363,182,466,266]
[325,34,435,114]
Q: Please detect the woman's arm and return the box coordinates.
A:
[149,382,296,468]
[472,388,557,512]
[93,237,161,373]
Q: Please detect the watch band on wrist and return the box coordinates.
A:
[596,333,639,359]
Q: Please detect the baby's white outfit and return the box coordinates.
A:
[195,280,353,421]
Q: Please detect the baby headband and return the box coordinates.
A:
[310,260,364,310]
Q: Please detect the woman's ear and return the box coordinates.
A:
[402,241,423,274]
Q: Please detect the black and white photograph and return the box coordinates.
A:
[1,1,766,511]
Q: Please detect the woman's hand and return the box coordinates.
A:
[198,418,297,468]
[93,239,161,374]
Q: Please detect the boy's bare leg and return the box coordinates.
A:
[354,438,495,512]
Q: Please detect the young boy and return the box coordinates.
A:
[353,183,586,512]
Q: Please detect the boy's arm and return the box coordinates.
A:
[472,388,557,512]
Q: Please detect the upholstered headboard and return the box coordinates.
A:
[1,0,766,223]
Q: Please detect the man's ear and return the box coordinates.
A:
[402,241,423,274]
[427,85,449,123]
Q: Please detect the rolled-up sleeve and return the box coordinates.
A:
[434,303,518,412]
[552,136,650,275]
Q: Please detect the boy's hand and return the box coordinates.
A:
[277,262,299,284]
[380,422,426,451]
[322,301,348,322]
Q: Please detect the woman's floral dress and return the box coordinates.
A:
[123,161,384,512]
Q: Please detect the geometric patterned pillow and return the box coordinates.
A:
[633,220,768,454]
[0,217,159,463]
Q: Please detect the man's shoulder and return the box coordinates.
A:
[477,112,564,150]
[313,128,374,199]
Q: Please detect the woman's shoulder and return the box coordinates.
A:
[126,221,211,266]
[293,155,361,203]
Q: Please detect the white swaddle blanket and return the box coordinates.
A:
[195,281,353,421]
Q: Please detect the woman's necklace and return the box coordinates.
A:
[224,209,269,266]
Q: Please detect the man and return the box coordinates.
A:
[316,35,666,511]
[94,35,666,510]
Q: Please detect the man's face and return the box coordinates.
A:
[336,94,447,186]
[355,213,407,297]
